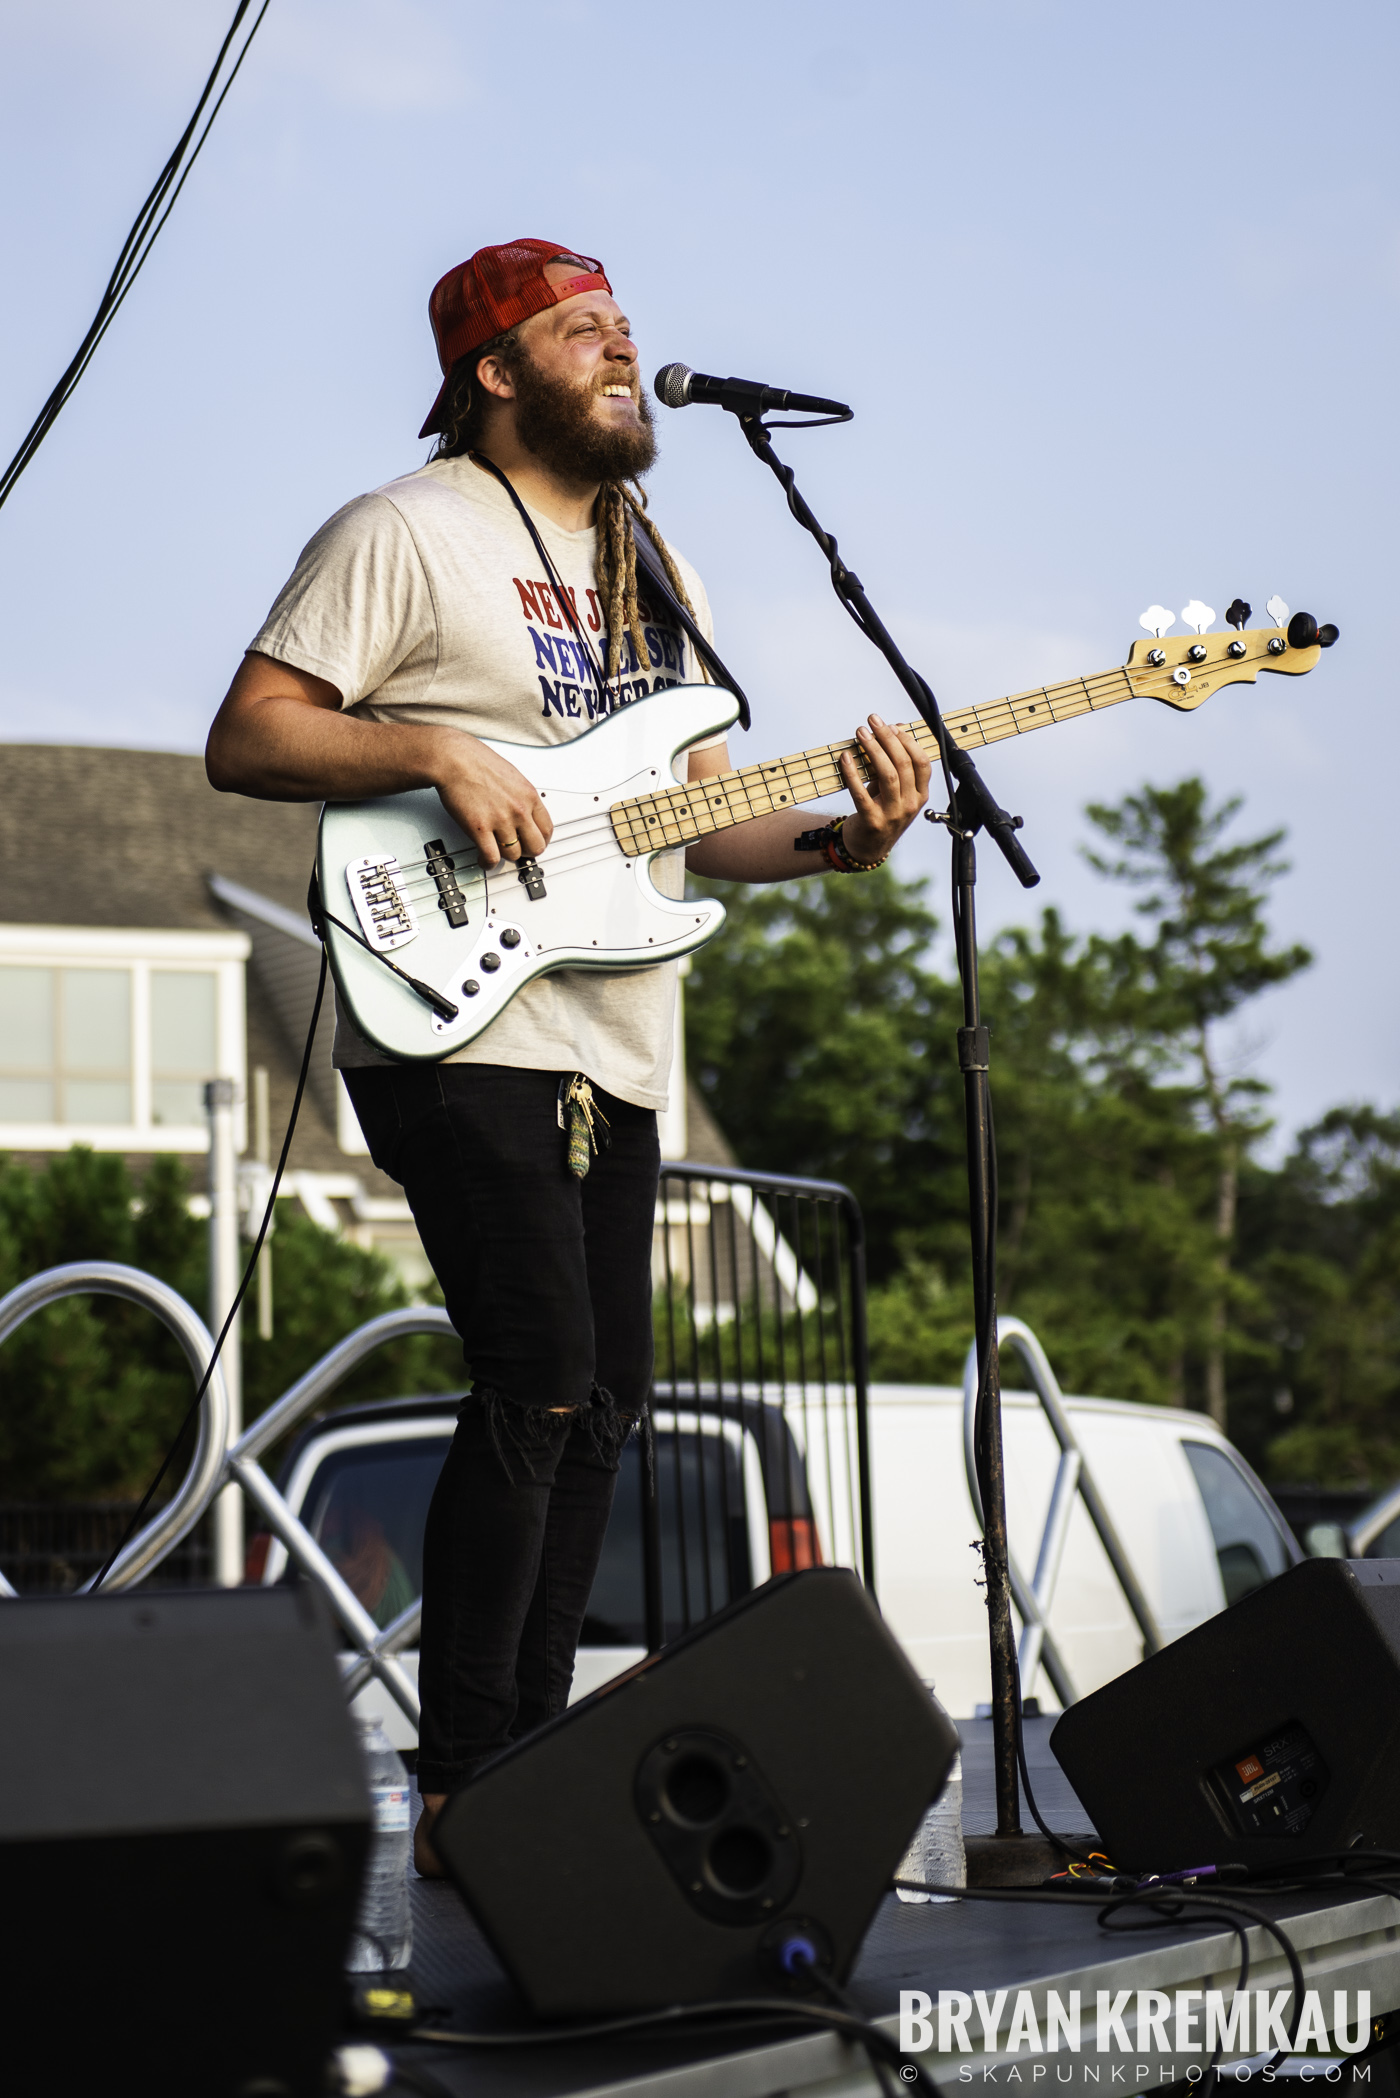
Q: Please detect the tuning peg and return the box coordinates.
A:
[1266,594,1290,628]
[1286,612,1341,650]
[1180,600,1215,635]
[1139,604,1175,638]
[1225,599,1251,631]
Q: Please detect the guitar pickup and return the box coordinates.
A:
[517,856,546,902]
[424,837,469,929]
[345,855,418,952]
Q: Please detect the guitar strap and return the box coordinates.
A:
[471,451,752,732]
[627,529,752,731]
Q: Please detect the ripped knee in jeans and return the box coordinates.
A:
[466,1382,638,1483]
[469,1384,575,1485]
[576,1385,638,1472]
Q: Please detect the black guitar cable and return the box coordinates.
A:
[311,883,460,1024]
[89,948,328,1592]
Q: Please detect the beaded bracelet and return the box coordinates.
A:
[793,816,888,873]
[824,815,888,874]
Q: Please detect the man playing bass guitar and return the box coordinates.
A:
[206,238,930,1872]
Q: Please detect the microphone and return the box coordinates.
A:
[654,363,851,420]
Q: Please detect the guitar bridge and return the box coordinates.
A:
[345,855,418,952]
[424,837,469,928]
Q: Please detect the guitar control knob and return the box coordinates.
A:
[1188,644,1207,663]
[481,952,501,972]
[500,928,522,949]
[461,980,481,997]
[1147,647,1166,667]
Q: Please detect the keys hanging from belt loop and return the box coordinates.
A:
[558,1074,610,1180]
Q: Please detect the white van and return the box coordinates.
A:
[868,1382,1298,1718]
[254,1373,1296,1740]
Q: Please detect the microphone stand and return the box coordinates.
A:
[732,409,1038,1847]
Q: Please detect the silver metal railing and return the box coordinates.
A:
[226,1305,456,1727]
[962,1315,1163,1706]
[0,1263,230,1600]
[0,1265,447,1730]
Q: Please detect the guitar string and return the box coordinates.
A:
[383,667,1134,891]
[374,651,1208,893]
[363,638,1265,892]
[339,645,1276,960]
[375,668,1131,881]
[372,667,1145,911]
[376,638,1264,905]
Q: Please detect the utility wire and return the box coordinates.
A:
[0,0,272,515]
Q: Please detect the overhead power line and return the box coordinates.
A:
[0,0,272,516]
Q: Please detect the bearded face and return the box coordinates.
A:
[507,342,658,484]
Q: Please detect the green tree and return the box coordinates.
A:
[1234,1108,1400,1484]
[0,1149,459,1501]
[685,867,964,1283]
[1082,781,1311,1429]
[686,780,1316,1433]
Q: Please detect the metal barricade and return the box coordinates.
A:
[644,1161,873,1652]
[962,1315,1163,1706]
[0,1263,229,1600]
[0,1502,212,1593]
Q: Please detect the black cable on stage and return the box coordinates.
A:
[799,1957,902,2098]
[407,1992,904,2073]
[391,1859,1398,2083]
[89,947,327,1592]
[0,0,271,516]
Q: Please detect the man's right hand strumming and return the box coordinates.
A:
[206,650,552,869]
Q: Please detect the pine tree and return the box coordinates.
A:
[1081,781,1311,1430]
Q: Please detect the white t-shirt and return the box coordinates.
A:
[248,455,719,1111]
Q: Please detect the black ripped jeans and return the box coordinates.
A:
[342,1063,660,1795]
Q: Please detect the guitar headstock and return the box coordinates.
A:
[1125,599,1339,712]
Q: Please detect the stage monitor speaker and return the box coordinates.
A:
[1051,1557,1400,1875]
[0,1586,370,2097]
[431,1565,957,2017]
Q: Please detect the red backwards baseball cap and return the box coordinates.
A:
[418,238,612,439]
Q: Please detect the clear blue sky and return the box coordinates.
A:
[1,0,1395,1147]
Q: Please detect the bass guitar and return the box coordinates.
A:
[316,605,1337,1061]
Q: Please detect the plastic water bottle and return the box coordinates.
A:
[896,1751,965,1904]
[347,1715,413,1972]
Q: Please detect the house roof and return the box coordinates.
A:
[0,743,736,1184]
[0,745,359,1182]
[0,744,318,930]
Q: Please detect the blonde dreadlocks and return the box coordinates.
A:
[596,481,709,691]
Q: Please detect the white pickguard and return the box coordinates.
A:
[316,685,740,1062]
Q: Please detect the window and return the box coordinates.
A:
[1364,1515,1400,1560]
[275,1416,758,1647]
[1182,1441,1294,1606]
[0,929,247,1149]
[0,968,132,1124]
[150,971,217,1125]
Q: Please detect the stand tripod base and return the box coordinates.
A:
[966,1831,1098,1887]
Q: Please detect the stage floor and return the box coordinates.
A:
[386,1719,1400,2098]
